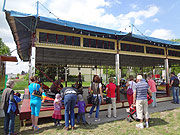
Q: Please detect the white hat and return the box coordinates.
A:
[137,75,143,80]
[78,94,84,101]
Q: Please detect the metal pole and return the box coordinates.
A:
[2,0,6,12]
[106,66,108,84]
[131,24,134,34]
[28,59,32,84]
[65,67,67,87]
[56,67,59,80]
[36,1,39,17]
[91,68,92,82]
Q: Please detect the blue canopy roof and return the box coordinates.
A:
[9,10,180,46]
[5,10,180,62]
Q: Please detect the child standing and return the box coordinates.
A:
[52,94,62,126]
[77,94,86,124]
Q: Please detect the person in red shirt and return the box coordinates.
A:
[147,74,157,107]
[106,78,116,118]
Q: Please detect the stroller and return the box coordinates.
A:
[126,94,153,122]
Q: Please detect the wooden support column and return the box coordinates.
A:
[165,58,170,96]
[116,40,120,101]
[165,47,170,96]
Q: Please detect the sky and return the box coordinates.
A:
[0,0,180,74]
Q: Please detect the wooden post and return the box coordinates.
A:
[165,58,170,96]
[116,39,120,101]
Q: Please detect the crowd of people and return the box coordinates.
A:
[1,72,179,134]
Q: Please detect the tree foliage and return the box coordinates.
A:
[35,66,69,82]
[0,38,10,56]
[170,39,180,43]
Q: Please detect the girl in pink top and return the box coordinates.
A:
[52,94,62,126]
[147,74,157,107]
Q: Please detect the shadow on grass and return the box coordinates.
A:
[20,125,57,135]
[149,118,169,127]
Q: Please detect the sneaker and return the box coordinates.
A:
[95,118,100,122]
[57,123,61,127]
[106,115,111,118]
[145,122,149,128]
[136,123,144,129]
[88,115,92,118]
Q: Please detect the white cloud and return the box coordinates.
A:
[145,29,151,34]
[150,29,175,40]
[152,18,159,22]
[130,4,138,9]
[114,0,122,5]
[0,0,160,73]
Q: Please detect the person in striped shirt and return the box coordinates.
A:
[133,75,152,129]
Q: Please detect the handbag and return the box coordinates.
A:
[87,94,93,104]
[106,84,112,104]
[127,82,133,95]
[91,95,99,106]
[32,83,42,98]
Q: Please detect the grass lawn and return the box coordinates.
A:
[1,108,180,135]
[13,80,91,91]
[13,80,29,91]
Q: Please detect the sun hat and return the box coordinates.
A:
[137,75,143,80]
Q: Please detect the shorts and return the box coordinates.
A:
[136,99,149,120]
[30,99,41,117]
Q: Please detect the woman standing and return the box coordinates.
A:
[28,76,43,131]
[106,78,116,118]
[147,74,157,107]
[126,75,136,107]
[88,75,104,122]
[1,80,16,135]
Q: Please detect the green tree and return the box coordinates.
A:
[0,38,10,56]
[170,39,180,43]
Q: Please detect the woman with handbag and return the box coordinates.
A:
[28,76,43,131]
[88,75,104,122]
[126,75,136,107]
[106,78,117,118]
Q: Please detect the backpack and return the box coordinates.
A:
[173,77,179,87]
[127,82,133,95]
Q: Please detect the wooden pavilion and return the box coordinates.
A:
[4,8,180,122]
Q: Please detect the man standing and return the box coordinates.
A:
[133,75,152,129]
[170,72,179,104]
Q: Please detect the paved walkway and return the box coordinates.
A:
[85,101,180,125]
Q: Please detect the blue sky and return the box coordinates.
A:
[0,0,180,73]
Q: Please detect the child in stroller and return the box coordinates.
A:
[127,94,153,122]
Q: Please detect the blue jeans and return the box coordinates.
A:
[171,87,179,103]
[4,110,15,134]
[152,92,157,107]
[64,94,77,128]
[89,96,101,118]
[77,112,86,123]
